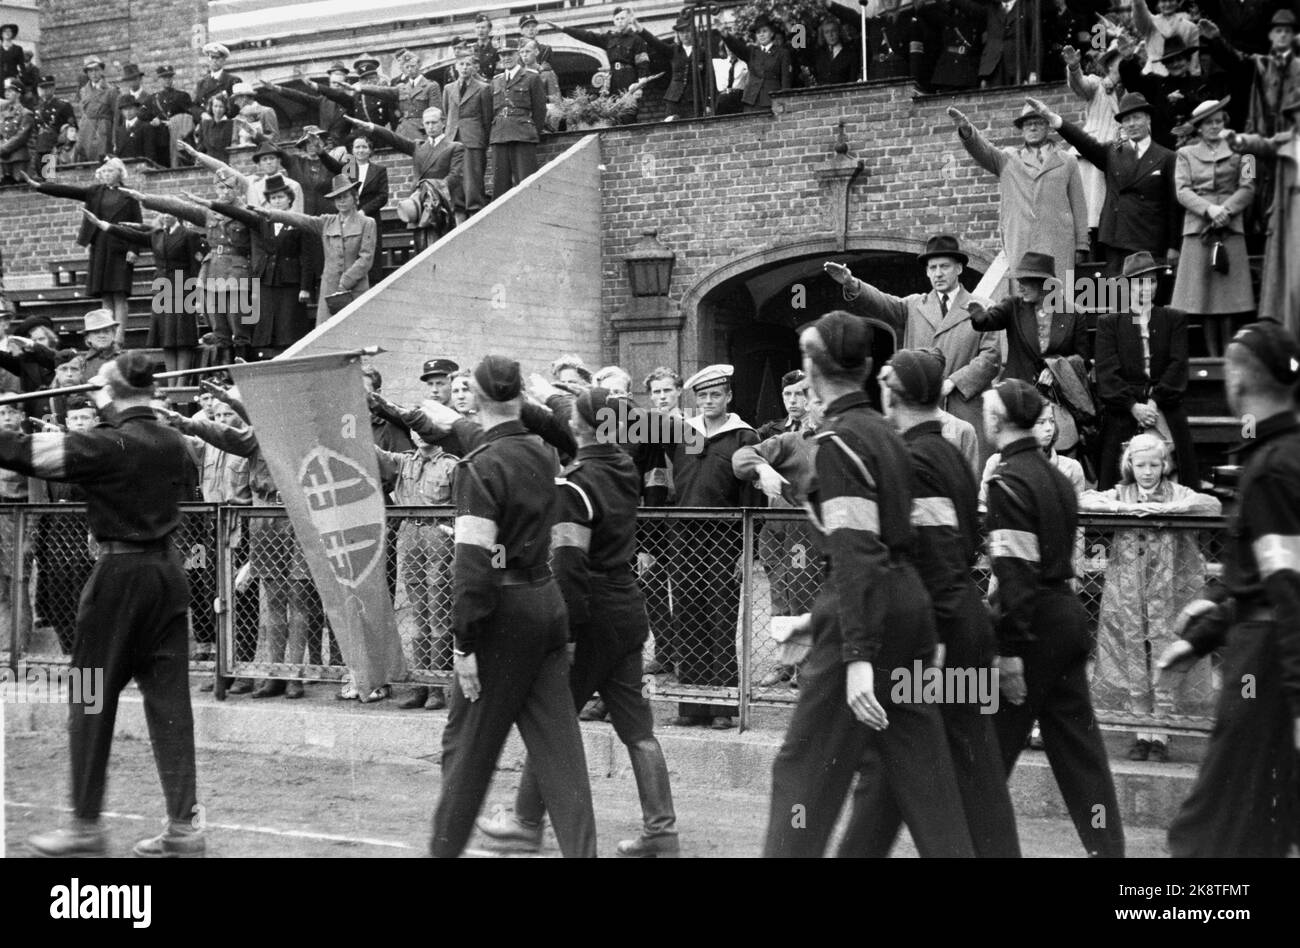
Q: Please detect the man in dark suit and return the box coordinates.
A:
[489,44,546,201]
[112,94,155,162]
[1029,93,1183,274]
[28,74,74,181]
[721,15,793,111]
[443,46,492,216]
[977,0,1047,87]
[354,106,463,241]
[192,42,240,123]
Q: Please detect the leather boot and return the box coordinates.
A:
[28,818,107,857]
[250,679,286,699]
[397,686,429,709]
[619,738,678,857]
[133,820,206,858]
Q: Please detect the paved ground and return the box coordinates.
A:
[4,725,1172,858]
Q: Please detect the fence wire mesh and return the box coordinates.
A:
[6,503,1228,735]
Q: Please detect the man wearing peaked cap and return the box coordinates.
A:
[488,40,547,199]
[838,346,1022,857]
[518,13,553,65]
[419,358,460,408]
[828,235,1001,467]
[193,42,241,126]
[28,73,74,181]
[148,64,194,168]
[1027,93,1181,274]
[428,353,597,858]
[7,347,207,859]
[1164,317,1300,857]
[764,313,976,858]
[353,47,440,141]
[0,74,33,185]
[979,376,1125,857]
[469,12,501,81]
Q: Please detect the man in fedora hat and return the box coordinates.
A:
[355,49,439,140]
[546,7,652,96]
[0,76,33,185]
[948,102,1089,288]
[1200,9,1300,137]
[110,91,155,161]
[1028,93,1182,274]
[193,42,240,124]
[0,23,23,87]
[489,43,547,200]
[720,14,792,111]
[827,235,1002,466]
[352,105,463,239]
[183,137,306,211]
[78,308,122,378]
[148,65,194,168]
[443,45,492,216]
[28,73,74,180]
[75,55,116,163]
[252,172,375,325]
[1118,31,1210,146]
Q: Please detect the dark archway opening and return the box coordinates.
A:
[696,248,984,428]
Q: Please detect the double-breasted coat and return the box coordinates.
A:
[959,127,1089,284]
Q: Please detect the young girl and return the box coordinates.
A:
[1081,432,1221,762]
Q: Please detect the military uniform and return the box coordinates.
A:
[764,391,974,857]
[0,90,33,183]
[1167,327,1300,857]
[0,397,199,838]
[191,68,240,122]
[560,25,651,94]
[471,39,500,82]
[363,72,439,140]
[314,80,396,135]
[985,383,1124,857]
[839,417,1020,858]
[146,80,195,168]
[29,85,76,180]
[429,396,597,858]
[489,62,547,199]
[505,434,678,852]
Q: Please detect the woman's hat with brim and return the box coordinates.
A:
[326,61,349,76]
[251,140,286,162]
[917,234,969,266]
[261,172,293,197]
[1012,102,1050,128]
[295,124,325,144]
[325,173,361,198]
[82,308,120,334]
[1,24,18,37]
[1121,251,1166,279]
[83,55,105,70]
[752,15,783,35]
[1013,251,1057,282]
[1188,96,1231,126]
[1156,34,1196,63]
[1115,91,1155,120]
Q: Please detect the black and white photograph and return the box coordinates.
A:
[0,0,1297,923]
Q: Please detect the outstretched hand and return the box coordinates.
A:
[822,260,853,286]
[946,106,971,131]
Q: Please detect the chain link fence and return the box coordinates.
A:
[6,503,1228,736]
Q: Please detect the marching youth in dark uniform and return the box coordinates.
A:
[429,355,597,858]
[764,313,975,858]
[1164,321,1300,857]
[10,353,206,858]
[838,348,1020,858]
[983,378,1124,857]
[477,386,679,857]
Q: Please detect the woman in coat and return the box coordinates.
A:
[1093,251,1198,490]
[253,173,376,325]
[23,156,139,342]
[1172,98,1256,356]
[73,55,115,164]
[1229,92,1300,338]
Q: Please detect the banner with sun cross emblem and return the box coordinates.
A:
[230,352,405,694]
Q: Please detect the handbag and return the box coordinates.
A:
[324,290,354,315]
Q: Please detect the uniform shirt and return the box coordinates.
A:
[376,445,456,507]
[670,413,757,507]
[732,427,817,509]
[902,420,985,652]
[551,443,640,629]
[451,420,557,653]
[984,435,1082,656]
[0,406,191,542]
[805,391,918,663]
[1185,412,1300,715]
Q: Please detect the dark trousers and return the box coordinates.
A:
[764,565,975,858]
[514,583,676,839]
[70,548,197,824]
[994,589,1125,857]
[1169,619,1298,857]
[490,141,538,200]
[839,700,1021,857]
[463,146,487,213]
[430,579,596,857]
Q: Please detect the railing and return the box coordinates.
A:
[2,504,1226,735]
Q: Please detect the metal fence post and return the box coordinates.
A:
[214,505,230,701]
[8,509,24,673]
[738,508,754,731]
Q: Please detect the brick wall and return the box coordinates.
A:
[37,0,208,97]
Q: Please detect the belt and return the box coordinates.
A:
[210,246,248,258]
[612,62,632,69]
[98,538,171,556]
[500,565,551,586]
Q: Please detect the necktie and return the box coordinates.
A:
[939,294,949,318]
[727,60,736,90]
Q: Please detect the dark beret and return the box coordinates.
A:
[994,378,1044,430]
[809,310,872,370]
[473,354,522,402]
[1231,320,1300,387]
[888,347,947,407]
[114,350,156,390]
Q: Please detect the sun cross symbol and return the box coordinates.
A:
[298,448,383,588]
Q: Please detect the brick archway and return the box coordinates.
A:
[679,236,990,425]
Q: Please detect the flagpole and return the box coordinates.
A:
[0,347,386,406]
